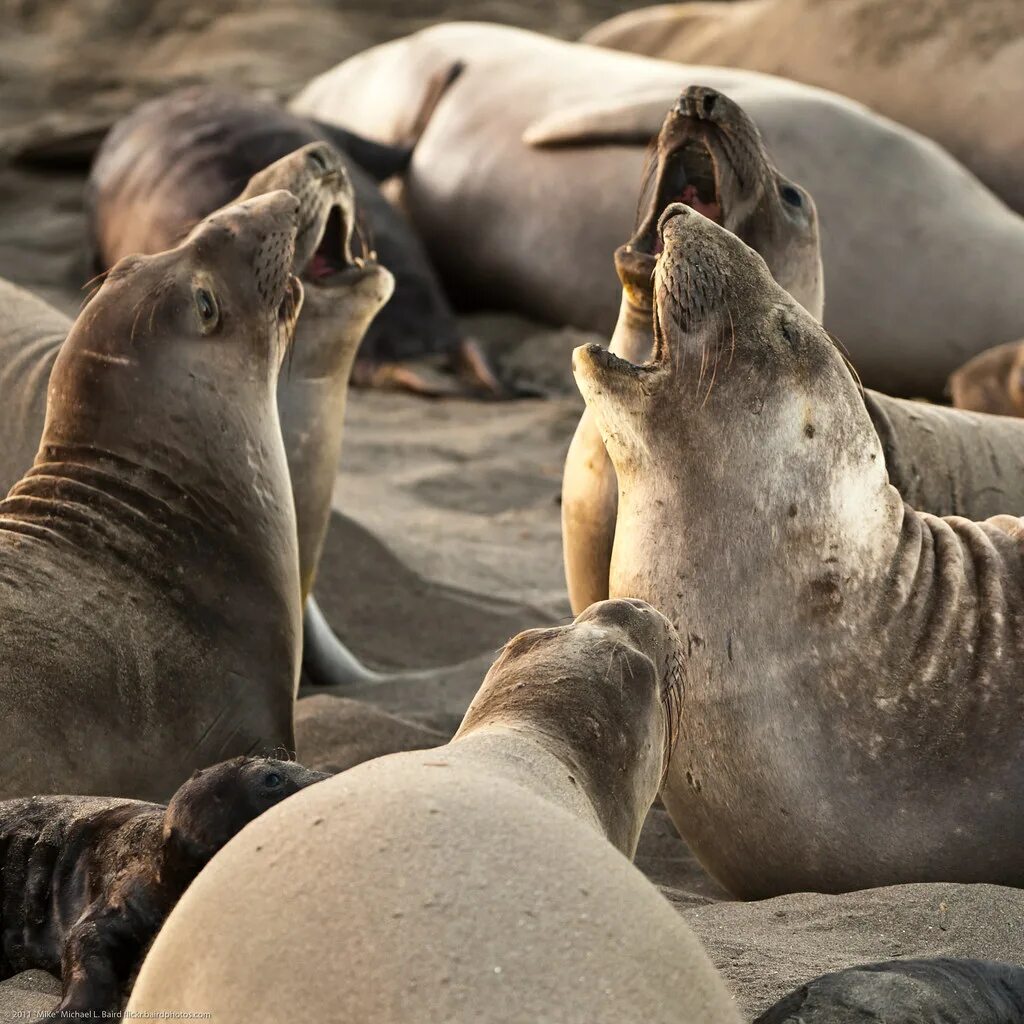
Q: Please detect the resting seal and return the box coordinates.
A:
[582,0,1024,213]
[127,600,741,1023]
[948,339,1024,418]
[291,22,1024,398]
[0,190,304,801]
[754,958,1024,1023]
[574,204,1024,898]
[0,757,328,1021]
[87,85,497,396]
[563,86,1024,612]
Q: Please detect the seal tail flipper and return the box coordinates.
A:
[302,595,384,686]
[308,121,413,182]
[400,59,466,149]
[523,91,675,148]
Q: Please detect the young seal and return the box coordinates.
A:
[582,0,1024,214]
[574,204,1024,899]
[754,958,1024,1023]
[290,22,1024,398]
[948,339,1024,418]
[0,756,328,1022]
[127,600,741,1024]
[87,85,497,396]
[562,86,1024,613]
[0,190,305,802]
[0,145,392,689]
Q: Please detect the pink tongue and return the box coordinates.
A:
[679,184,722,223]
[307,253,334,280]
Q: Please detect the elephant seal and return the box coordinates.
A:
[127,600,741,1024]
[948,339,1024,418]
[582,0,1024,214]
[0,757,328,1022]
[291,22,1024,398]
[87,85,497,396]
[0,146,393,689]
[754,958,1024,1023]
[0,190,305,802]
[574,204,1024,898]
[563,86,1024,613]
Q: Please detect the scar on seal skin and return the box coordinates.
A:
[0,757,328,1021]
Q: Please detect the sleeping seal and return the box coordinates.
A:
[127,600,741,1023]
[574,204,1024,898]
[291,21,1024,398]
[0,757,327,1021]
[582,0,1024,213]
[563,86,1024,612]
[0,190,304,801]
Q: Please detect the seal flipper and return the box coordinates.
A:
[523,92,673,148]
[302,595,384,687]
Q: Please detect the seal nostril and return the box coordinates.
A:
[702,92,716,117]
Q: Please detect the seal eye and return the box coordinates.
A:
[195,288,218,328]
[264,772,283,788]
[307,149,328,172]
[780,185,803,208]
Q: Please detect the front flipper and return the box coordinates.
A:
[523,92,675,148]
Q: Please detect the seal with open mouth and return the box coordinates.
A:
[86,86,498,396]
[292,22,1024,398]
[127,599,741,1024]
[0,190,305,802]
[0,757,329,1022]
[574,203,1024,899]
[562,86,1024,614]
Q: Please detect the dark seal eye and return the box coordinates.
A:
[307,148,328,172]
[264,772,283,788]
[195,288,218,327]
[780,185,803,208]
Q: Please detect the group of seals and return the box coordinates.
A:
[126,599,742,1023]
[87,85,498,396]
[563,84,1024,613]
[0,144,392,691]
[0,189,304,801]
[574,202,1024,898]
[0,756,327,1020]
[582,0,1024,213]
[292,21,1024,397]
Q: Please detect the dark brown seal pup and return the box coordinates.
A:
[87,85,497,396]
[754,958,1024,1023]
[574,203,1024,898]
[948,339,1024,418]
[0,190,304,802]
[0,756,328,1021]
[127,600,741,1023]
[562,86,1024,613]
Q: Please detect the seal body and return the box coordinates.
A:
[583,0,1024,213]
[754,958,1024,1023]
[0,191,304,801]
[575,204,1024,898]
[562,85,1024,613]
[87,86,466,387]
[0,757,327,1019]
[291,22,1024,398]
[127,600,741,1024]
[948,339,1024,418]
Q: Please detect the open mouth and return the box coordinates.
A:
[302,203,374,286]
[626,128,723,267]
